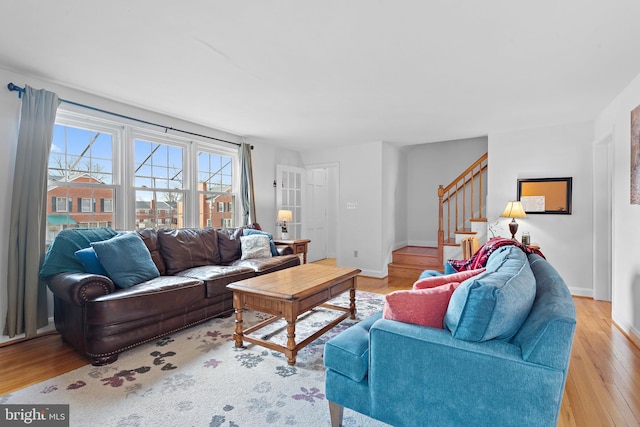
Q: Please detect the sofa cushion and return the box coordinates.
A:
[74,247,109,276]
[217,228,243,264]
[91,232,160,289]
[240,234,273,259]
[157,228,221,274]
[176,265,255,298]
[243,228,278,256]
[444,246,536,342]
[384,283,460,328]
[137,228,166,275]
[324,311,382,382]
[413,268,485,290]
[40,227,119,278]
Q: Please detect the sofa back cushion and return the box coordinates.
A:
[217,228,243,264]
[157,228,221,275]
[137,228,166,275]
[444,246,536,342]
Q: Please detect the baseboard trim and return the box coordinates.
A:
[568,286,593,298]
[612,314,640,350]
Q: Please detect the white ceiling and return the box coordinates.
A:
[2,1,640,150]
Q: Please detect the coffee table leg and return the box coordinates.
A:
[233,307,244,348]
[286,321,297,365]
[349,287,357,320]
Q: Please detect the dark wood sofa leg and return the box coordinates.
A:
[329,401,344,427]
[91,354,119,366]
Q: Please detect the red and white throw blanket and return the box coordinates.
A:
[448,237,545,272]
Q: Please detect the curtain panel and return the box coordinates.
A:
[4,86,59,338]
[240,143,256,226]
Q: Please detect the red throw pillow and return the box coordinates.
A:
[383,283,461,328]
[413,268,486,290]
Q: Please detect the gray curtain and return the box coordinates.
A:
[239,143,256,226]
[4,86,59,338]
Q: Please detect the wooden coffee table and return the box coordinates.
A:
[226,263,361,365]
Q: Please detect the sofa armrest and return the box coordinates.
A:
[47,273,116,307]
[368,319,566,427]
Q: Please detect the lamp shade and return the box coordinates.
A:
[277,209,293,222]
[501,201,526,219]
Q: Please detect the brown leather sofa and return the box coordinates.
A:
[43,224,300,365]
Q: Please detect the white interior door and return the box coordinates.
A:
[276,165,305,239]
[306,168,328,262]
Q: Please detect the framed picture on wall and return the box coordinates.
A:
[517,177,572,214]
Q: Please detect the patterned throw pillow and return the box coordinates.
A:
[240,235,273,260]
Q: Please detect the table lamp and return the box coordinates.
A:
[501,201,526,240]
[277,209,293,239]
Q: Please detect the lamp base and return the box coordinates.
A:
[508,219,519,240]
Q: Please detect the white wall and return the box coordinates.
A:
[487,121,594,297]
[301,141,387,277]
[595,71,640,343]
[406,137,488,246]
[382,142,408,270]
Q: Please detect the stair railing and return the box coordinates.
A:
[437,152,488,263]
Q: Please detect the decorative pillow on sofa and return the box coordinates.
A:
[240,235,273,260]
[383,283,461,328]
[74,247,109,276]
[444,246,536,342]
[91,232,160,288]
[413,268,486,290]
[243,228,278,256]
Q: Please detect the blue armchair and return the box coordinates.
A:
[324,249,576,427]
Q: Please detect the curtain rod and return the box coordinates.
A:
[7,82,251,149]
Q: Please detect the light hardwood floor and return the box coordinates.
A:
[1,259,639,426]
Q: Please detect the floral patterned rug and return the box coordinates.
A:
[2,291,390,427]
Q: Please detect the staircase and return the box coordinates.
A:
[389,153,488,279]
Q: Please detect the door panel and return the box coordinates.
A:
[276,165,305,239]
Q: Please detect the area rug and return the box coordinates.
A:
[1,291,391,427]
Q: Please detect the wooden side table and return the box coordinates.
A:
[274,239,311,264]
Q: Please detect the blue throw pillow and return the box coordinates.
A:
[444,246,536,342]
[74,247,109,276]
[242,229,278,256]
[91,232,160,288]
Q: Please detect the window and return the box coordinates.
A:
[198,152,235,228]
[81,198,94,212]
[47,110,239,242]
[134,135,185,229]
[54,197,70,212]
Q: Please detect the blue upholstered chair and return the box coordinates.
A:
[324,248,576,427]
